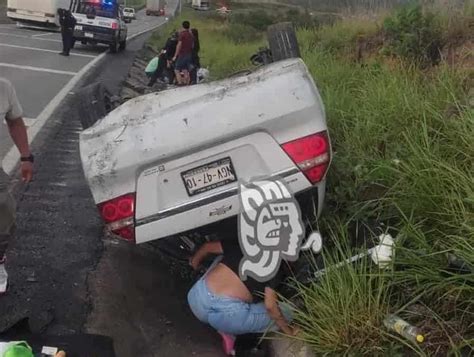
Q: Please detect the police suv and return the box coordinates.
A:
[72,0,127,53]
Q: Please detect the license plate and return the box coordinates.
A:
[181,157,237,196]
[85,32,94,38]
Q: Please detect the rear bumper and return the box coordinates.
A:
[146,9,164,15]
[7,11,57,26]
[74,30,115,44]
[134,172,325,244]
[134,182,324,244]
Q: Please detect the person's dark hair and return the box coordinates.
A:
[182,21,190,30]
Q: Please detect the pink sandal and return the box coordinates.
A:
[218,332,236,356]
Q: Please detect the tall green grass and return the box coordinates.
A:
[121,0,146,10]
[147,9,264,80]
[289,224,398,356]
[295,20,473,356]
[149,5,473,355]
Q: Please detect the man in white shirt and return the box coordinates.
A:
[0,77,34,294]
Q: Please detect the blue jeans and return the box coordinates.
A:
[187,263,293,335]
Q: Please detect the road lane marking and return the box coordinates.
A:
[0,31,62,43]
[0,63,77,75]
[0,43,97,58]
[23,118,36,127]
[32,32,54,37]
[23,118,36,126]
[3,10,174,175]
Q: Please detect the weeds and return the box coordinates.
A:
[123,0,146,10]
[289,223,398,356]
[147,9,263,79]
[230,10,275,32]
[223,23,262,44]
[297,9,473,354]
[383,4,443,66]
[149,4,473,355]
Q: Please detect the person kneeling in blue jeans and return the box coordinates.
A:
[187,236,297,355]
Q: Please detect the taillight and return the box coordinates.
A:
[282,131,331,184]
[111,22,118,30]
[98,193,136,242]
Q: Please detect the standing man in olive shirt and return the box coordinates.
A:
[0,78,34,294]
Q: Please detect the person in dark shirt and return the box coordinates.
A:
[172,21,194,85]
[190,28,201,85]
[148,31,179,87]
[187,234,296,355]
[58,9,76,56]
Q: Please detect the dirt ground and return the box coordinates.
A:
[86,240,224,357]
[0,27,225,356]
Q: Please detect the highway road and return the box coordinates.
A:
[0,7,174,171]
[0,3,228,354]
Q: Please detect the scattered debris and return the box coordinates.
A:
[268,336,314,357]
[26,272,38,283]
[384,315,425,344]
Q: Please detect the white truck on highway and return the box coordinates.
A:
[7,0,72,27]
[145,0,164,16]
[79,24,331,259]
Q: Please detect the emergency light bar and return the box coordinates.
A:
[81,0,116,4]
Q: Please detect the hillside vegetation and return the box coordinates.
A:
[151,3,473,355]
[282,0,468,13]
[119,0,146,10]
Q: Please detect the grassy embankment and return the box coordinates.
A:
[149,3,473,356]
[121,0,147,10]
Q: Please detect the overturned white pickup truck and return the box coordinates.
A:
[80,55,331,256]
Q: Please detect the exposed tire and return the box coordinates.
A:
[109,41,118,53]
[119,40,126,51]
[267,22,301,62]
[75,83,114,130]
[70,38,76,49]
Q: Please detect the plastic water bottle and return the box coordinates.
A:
[383,315,425,344]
